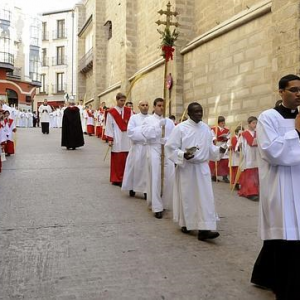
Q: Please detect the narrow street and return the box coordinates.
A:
[0,128,273,300]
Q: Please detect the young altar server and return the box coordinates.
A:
[251,74,300,300]
[2,110,16,156]
[228,125,243,189]
[105,93,132,186]
[237,116,259,201]
[122,100,149,198]
[86,105,95,136]
[209,116,230,183]
[141,98,175,219]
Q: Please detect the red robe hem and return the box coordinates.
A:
[110,152,128,183]
[238,168,259,197]
[209,159,229,176]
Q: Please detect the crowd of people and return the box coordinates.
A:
[1,74,300,299]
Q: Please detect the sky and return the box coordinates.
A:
[14,0,80,15]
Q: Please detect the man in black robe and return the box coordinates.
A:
[61,101,84,150]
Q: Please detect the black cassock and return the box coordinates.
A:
[61,106,84,149]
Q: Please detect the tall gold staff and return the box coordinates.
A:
[156,2,179,197]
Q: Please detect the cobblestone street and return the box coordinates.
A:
[0,128,273,300]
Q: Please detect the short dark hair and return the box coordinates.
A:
[247,116,257,124]
[218,116,225,123]
[169,115,176,120]
[116,92,126,100]
[235,125,244,134]
[187,102,202,115]
[153,98,164,106]
[125,101,133,106]
[278,74,300,89]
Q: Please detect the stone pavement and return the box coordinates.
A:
[0,128,273,300]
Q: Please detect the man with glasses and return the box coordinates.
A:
[251,74,300,300]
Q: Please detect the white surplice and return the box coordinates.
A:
[122,113,149,193]
[238,129,258,171]
[141,114,175,212]
[105,106,131,152]
[257,109,300,240]
[165,119,220,230]
[38,105,52,123]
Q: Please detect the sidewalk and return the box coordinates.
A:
[0,128,273,300]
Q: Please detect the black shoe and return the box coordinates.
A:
[211,176,217,182]
[247,195,259,202]
[222,176,230,183]
[112,182,122,187]
[72,147,76,150]
[198,230,220,241]
[144,193,147,200]
[181,227,191,234]
[129,190,135,197]
[154,211,163,219]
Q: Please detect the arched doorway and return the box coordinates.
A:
[6,88,18,107]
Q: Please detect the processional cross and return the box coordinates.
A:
[156,2,179,197]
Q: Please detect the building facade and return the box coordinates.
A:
[34,9,77,110]
[76,0,300,126]
[0,2,41,110]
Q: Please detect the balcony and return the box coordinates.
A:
[30,72,41,87]
[30,37,39,47]
[41,57,49,67]
[0,9,11,22]
[0,51,14,71]
[79,48,93,73]
[6,67,21,79]
[52,83,67,94]
[52,29,67,40]
[52,56,67,66]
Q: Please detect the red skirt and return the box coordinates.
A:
[87,125,95,135]
[5,140,15,155]
[209,159,229,176]
[110,152,128,183]
[238,168,259,197]
[95,126,102,138]
[230,166,239,185]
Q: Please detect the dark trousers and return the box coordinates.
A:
[41,122,49,134]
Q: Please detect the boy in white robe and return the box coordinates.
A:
[237,116,259,201]
[251,74,300,300]
[141,98,175,219]
[165,102,223,241]
[122,100,149,198]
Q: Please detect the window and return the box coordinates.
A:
[57,19,65,38]
[40,74,46,93]
[42,48,47,66]
[56,46,65,65]
[104,20,112,40]
[42,22,48,40]
[56,73,64,92]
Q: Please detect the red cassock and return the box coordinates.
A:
[110,152,128,183]
[95,126,102,138]
[107,107,131,184]
[238,168,259,197]
[209,126,230,176]
[4,140,14,155]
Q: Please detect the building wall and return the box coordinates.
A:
[77,0,300,124]
[194,0,263,36]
